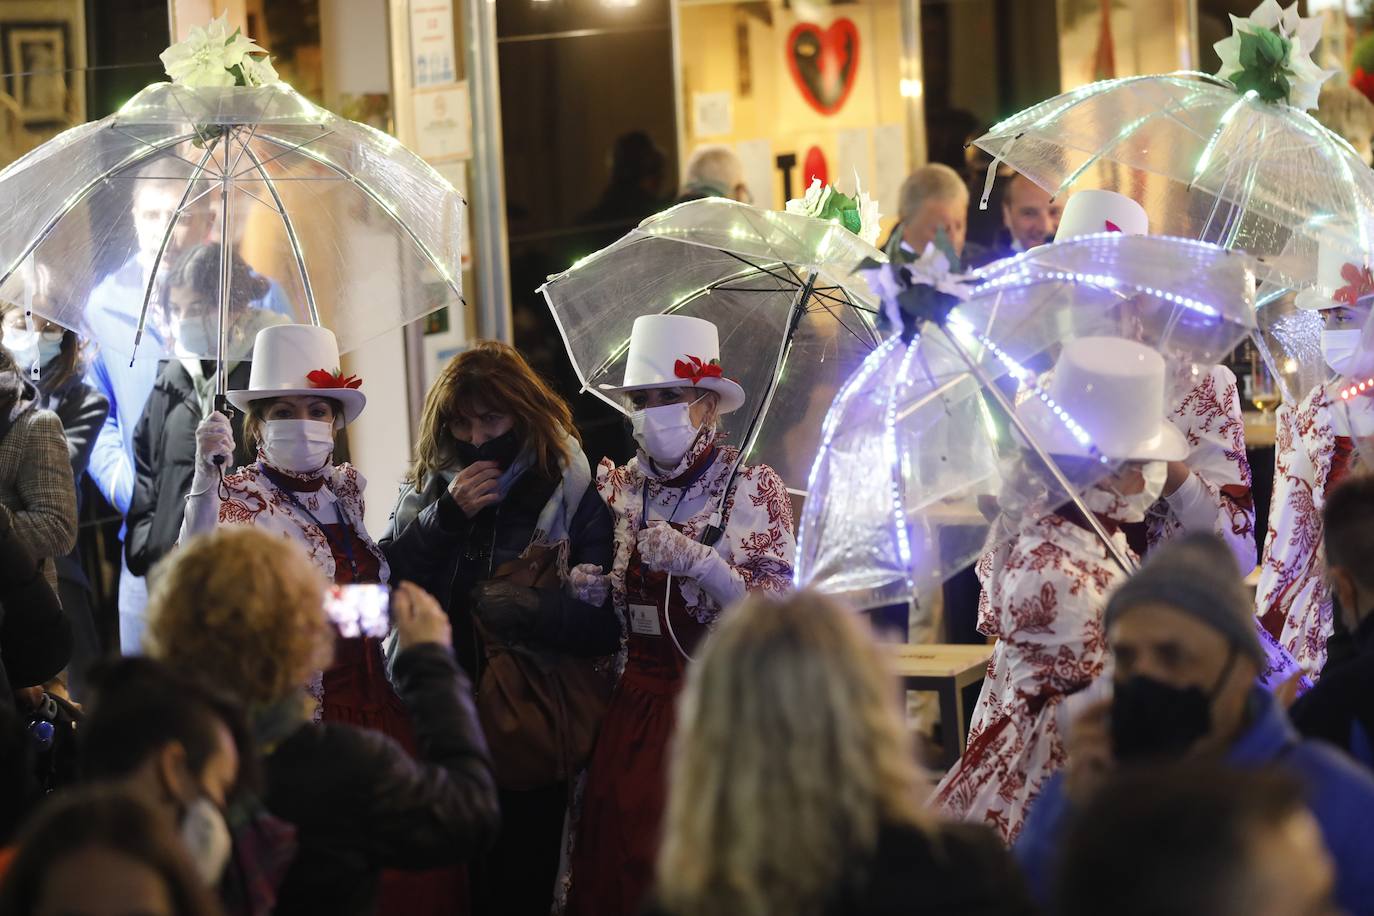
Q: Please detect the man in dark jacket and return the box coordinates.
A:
[1015,534,1374,916]
[125,357,255,577]
[1290,476,1374,768]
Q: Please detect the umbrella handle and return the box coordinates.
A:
[212,394,238,468]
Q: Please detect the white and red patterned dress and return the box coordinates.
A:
[1147,366,1255,569]
[933,509,1130,844]
[562,431,794,916]
[1257,381,1369,677]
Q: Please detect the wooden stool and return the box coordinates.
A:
[889,644,993,769]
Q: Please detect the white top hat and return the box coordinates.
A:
[599,314,746,413]
[226,324,366,424]
[1017,336,1187,462]
[1054,189,1149,242]
[1295,231,1374,311]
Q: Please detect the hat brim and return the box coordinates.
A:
[598,376,746,414]
[226,387,366,425]
[1015,395,1188,462]
[1295,288,1374,311]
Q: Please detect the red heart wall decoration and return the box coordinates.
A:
[787,18,860,117]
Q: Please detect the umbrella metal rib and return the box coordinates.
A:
[253,132,464,303]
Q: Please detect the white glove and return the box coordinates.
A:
[568,563,610,606]
[194,411,235,475]
[637,523,746,608]
[637,524,713,576]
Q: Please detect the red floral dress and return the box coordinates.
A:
[1146,366,1255,567]
[561,434,794,916]
[1258,381,1369,677]
[933,511,1129,844]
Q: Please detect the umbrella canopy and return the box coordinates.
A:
[0,83,462,364]
[796,234,1258,611]
[973,71,1374,291]
[541,197,884,494]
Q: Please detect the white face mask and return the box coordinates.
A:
[1322,328,1366,378]
[629,400,703,468]
[180,796,232,885]
[1083,460,1168,523]
[176,316,216,357]
[3,328,61,370]
[262,419,334,474]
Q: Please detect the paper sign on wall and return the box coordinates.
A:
[411,0,456,88]
[693,92,733,137]
[414,83,472,163]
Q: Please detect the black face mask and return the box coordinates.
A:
[1110,646,1236,763]
[454,428,521,471]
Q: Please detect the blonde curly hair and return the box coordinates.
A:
[145,526,334,707]
[656,591,929,916]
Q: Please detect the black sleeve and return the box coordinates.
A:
[523,483,620,657]
[55,387,110,481]
[0,519,71,689]
[380,490,471,598]
[1290,679,1357,754]
[274,644,499,869]
[123,400,159,577]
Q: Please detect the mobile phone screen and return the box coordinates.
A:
[323,584,391,639]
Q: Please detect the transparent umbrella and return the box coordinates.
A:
[0,82,463,391]
[796,234,1258,611]
[972,71,1374,290]
[540,196,884,494]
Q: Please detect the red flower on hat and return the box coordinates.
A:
[1354,67,1374,104]
[1104,219,1122,233]
[673,355,723,385]
[1335,262,1374,307]
[306,368,363,390]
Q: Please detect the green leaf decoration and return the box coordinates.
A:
[1233,27,1294,104]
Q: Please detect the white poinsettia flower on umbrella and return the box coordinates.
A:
[785,174,882,247]
[1212,0,1335,111]
[159,12,279,89]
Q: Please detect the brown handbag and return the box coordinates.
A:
[472,545,613,791]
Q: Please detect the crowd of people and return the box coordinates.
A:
[0,139,1372,916]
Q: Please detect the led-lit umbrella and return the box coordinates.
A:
[540,195,884,495]
[971,4,1370,291]
[0,26,463,400]
[796,232,1260,609]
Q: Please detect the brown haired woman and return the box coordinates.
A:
[381,340,617,916]
[0,272,107,695]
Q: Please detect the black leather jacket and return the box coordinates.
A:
[263,643,500,915]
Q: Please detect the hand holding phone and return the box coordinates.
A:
[323,584,391,639]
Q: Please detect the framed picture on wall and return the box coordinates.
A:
[3,23,68,124]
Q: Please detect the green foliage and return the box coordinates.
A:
[1232,27,1293,103]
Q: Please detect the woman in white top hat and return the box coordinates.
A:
[562,314,795,916]
[932,336,1188,843]
[178,325,417,737]
[1258,235,1374,676]
[1051,189,1257,570]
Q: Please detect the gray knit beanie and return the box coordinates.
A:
[1104,533,1264,666]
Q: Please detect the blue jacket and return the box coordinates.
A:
[1015,687,1374,916]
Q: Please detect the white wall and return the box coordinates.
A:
[321,0,416,536]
